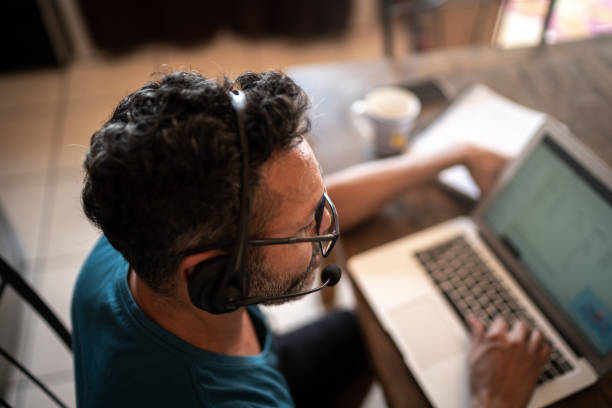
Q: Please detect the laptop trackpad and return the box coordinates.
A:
[390,297,466,368]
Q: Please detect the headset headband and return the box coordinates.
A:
[222,89,250,302]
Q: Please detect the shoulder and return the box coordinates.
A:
[73,236,126,303]
[82,235,125,274]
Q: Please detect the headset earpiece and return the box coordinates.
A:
[187,255,241,314]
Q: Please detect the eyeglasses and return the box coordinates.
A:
[248,192,339,257]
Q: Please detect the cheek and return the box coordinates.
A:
[262,243,313,276]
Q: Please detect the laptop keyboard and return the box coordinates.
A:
[415,235,574,384]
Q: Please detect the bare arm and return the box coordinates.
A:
[325,144,508,231]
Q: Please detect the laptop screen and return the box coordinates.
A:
[483,136,612,355]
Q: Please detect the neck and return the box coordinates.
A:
[128,269,261,356]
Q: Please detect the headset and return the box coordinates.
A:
[187,89,341,314]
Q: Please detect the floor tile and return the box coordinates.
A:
[16,371,75,408]
[261,290,325,335]
[2,377,19,406]
[19,309,73,380]
[2,266,40,384]
[0,172,49,261]
[157,28,382,84]
[259,270,355,335]
[158,32,255,78]
[0,69,60,109]
[17,254,84,380]
[331,270,357,310]
[343,26,385,61]
[46,168,100,258]
[0,102,57,177]
[57,94,120,169]
[3,255,63,384]
[67,48,159,102]
[34,253,86,327]
[362,381,387,408]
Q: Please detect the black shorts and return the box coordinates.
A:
[275,309,372,408]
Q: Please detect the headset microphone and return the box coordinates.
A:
[230,264,342,308]
[320,264,342,286]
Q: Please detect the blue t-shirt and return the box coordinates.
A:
[71,236,294,407]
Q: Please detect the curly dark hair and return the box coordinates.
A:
[82,71,310,294]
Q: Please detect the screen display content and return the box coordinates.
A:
[484,136,612,355]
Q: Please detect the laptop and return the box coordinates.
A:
[348,117,612,408]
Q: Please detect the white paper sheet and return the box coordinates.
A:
[410,85,547,199]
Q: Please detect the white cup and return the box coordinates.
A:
[351,86,421,155]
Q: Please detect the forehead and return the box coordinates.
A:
[256,140,323,234]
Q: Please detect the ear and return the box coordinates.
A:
[177,250,227,283]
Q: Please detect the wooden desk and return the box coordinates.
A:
[288,35,612,407]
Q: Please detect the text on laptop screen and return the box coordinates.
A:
[484,136,612,355]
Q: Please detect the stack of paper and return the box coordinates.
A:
[411,85,547,199]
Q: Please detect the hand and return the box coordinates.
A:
[468,316,551,408]
[460,145,510,195]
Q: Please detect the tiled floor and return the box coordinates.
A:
[0,2,385,407]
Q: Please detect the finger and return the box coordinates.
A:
[527,327,546,354]
[508,320,530,343]
[467,315,485,344]
[540,341,552,361]
[486,316,508,341]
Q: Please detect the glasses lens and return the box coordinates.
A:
[318,196,337,256]
[315,197,326,235]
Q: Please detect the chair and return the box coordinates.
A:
[536,0,557,45]
[380,0,504,56]
[0,204,72,408]
[491,0,558,47]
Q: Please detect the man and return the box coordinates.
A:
[73,71,550,407]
